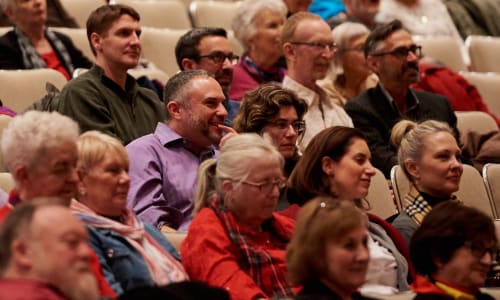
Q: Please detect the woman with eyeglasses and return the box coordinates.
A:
[229,0,288,101]
[410,201,496,300]
[390,120,463,246]
[287,196,379,300]
[285,126,412,296]
[234,83,307,176]
[181,134,297,300]
[318,22,378,107]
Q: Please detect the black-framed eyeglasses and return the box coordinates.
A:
[240,178,287,194]
[371,44,422,59]
[267,119,306,135]
[464,241,497,259]
[198,51,239,65]
[290,41,337,52]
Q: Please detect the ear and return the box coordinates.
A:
[166,101,183,120]
[181,58,197,70]
[221,179,233,194]
[366,55,379,74]
[10,239,33,269]
[405,159,420,180]
[3,7,13,19]
[90,32,102,54]
[321,156,335,176]
[282,42,295,61]
[12,165,29,188]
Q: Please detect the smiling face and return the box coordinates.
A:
[261,106,300,159]
[323,138,376,200]
[78,149,130,217]
[322,224,370,296]
[406,131,463,198]
[91,14,141,71]
[248,9,285,64]
[176,76,227,149]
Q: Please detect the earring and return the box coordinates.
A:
[78,187,87,197]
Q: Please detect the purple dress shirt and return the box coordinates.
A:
[126,122,217,231]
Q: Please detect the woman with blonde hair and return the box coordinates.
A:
[390,119,463,245]
[287,196,378,300]
[72,131,188,296]
[181,133,296,300]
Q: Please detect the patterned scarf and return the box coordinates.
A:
[210,195,295,299]
[404,185,457,225]
[241,54,286,84]
[71,200,189,285]
[15,27,74,75]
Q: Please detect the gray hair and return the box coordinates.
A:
[232,0,287,51]
[194,133,284,212]
[163,69,213,120]
[1,111,80,172]
[391,119,454,180]
[331,22,370,75]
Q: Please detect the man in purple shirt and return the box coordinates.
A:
[126,70,233,232]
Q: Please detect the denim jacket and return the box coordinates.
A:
[87,223,179,296]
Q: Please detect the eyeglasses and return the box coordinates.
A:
[267,119,306,135]
[371,44,422,59]
[198,51,239,65]
[290,41,337,52]
[241,178,286,194]
[464,241,497,259]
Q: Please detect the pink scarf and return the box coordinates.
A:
[70,200,189,285]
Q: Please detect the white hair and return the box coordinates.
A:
[232,0,287,50]
[1,111,80,172]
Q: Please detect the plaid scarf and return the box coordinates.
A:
[210,195,295,299]
[15,27,74,75]
[404,185,457,225]
[71,200,189,285]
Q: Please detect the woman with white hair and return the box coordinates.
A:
[228,0,288,101]
[318,22,378,107]
[181,134,297,300]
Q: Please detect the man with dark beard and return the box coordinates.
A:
[175,28,239,126]
[126,70,235,233]
[0,202,99,300]
[345,19,459,178]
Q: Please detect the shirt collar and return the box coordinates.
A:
[379,83,419,114]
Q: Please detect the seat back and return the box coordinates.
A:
[466,35,500,73]
[0,69,67,113]
[458,72,500,119]
[366,168,398,219]
[51,27,94,63]
[390,165,408,212]
[392,164,494,217]
[115,0,192,29]
[140,28,189,76]
[483,163,500,219]
[0,172,15,194]
[189,1,241,31]
[414,35,467,72]
[59,0,106,28]
[455,111,499,139]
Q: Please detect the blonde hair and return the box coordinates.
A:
[194,133,283,213]
[286,196,368,285]
[76,131,129,174]
[390,119,454,180]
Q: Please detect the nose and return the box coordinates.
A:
[407,50,419,62]
[222,56,234,69]
[480,251,493,266]
[285,124,298,137]
[78,241,92,261]
[365,161,376,177]
[217,101,228,118]
[357,243,370,262]
[68,167,79,184]
[120,170,130,184]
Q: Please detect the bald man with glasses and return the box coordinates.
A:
[281,12,353,151]
[345,19,459,178]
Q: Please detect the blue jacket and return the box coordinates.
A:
[86,223,179,296]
